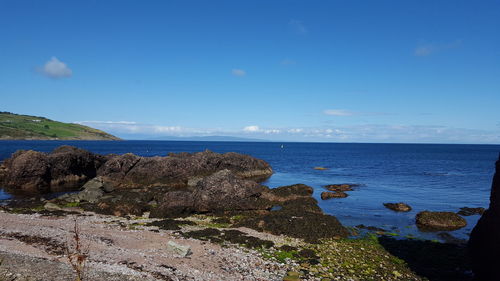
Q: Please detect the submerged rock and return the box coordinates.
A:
[415,211,466,231]
[468,154,500,280]
[324,184,359,192]
[321,191,348,200]
[383,202,412,212]
[457,207,485,216]
[236,184,349,243]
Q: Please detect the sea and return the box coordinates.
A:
[1,140,499,241]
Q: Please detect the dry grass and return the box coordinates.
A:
[66,218,88,281]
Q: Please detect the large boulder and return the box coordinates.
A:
[1,150,51,193]
[151,170,272,217]
[193,169,270,212]
[1,146,106,193]
[468,155,500,280]
[415,211,466,231]
[97,150,273,189]
[47,146,107,191]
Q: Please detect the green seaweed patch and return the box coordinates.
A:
[62,202,80,208]
[146,219,196,231]
[182,228,274,249]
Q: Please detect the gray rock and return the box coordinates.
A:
[44,202,61,211]
[81,177,104,190]
[166,241,191,257]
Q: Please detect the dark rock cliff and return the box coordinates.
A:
[468,154,500,281]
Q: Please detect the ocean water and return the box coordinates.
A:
[1,140,499,240]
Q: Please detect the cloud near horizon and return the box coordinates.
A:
[231,69,246,76]
[38,57,73,78]
[76,120,500,144]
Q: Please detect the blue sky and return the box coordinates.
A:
[1,0,499,143]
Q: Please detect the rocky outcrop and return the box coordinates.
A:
[383,202,412,212]
[96,150,273,189]
[0,146,106,193]
[468,155,500,280]
[321,191,348,200]
[0,146,273,193]
[1,150,51,193]
[236,184,349,243]
[415,211,466,231]
[324,184,359,192]
[151,170,272,217]
[457,207,485,216]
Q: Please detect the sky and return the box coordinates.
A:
[1,0,499,143]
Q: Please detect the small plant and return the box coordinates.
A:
[66,218,87,281]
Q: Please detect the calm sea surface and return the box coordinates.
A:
[1,140,499,240]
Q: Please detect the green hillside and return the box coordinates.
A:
[0,112,120,140]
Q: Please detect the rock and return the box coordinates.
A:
[2,150,51,192]
[415,211,467,231]
[383,202,412,212]
[150,190,195,218]
[46,146,106,191]
[152,170,271,217]
[263,184,314,202]
[97,150,273,189]
[1,146,106,193]
[193,169,270,212]
[324,184,359,192]
[236,208,349,243]
[166,241,191,257]
[56,177,106,204]
[457,207,485,216]
[43,202,61,211]
[0,146,273,193]
[321,191,348,200]
[468,155,500,280]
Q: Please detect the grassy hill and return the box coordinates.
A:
[0,112,120,140]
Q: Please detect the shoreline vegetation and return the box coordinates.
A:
[0,112,120,141]
[0,146,491,280]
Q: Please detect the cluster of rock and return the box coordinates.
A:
[0,145,273,193]
[0,146,350,242]
[320,184,358,200]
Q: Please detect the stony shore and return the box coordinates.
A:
[0,146,487,280]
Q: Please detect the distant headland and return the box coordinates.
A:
[0,112,120,140]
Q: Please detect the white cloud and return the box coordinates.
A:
[39,57,72,78]
[324,109,355,116]
[75,121,500,144]
[289,19,307,34]
[414,40,462,57]
[243,125,260,132]
[232,69,246,76]
[288,128,303,133]
[264,129,281,134]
